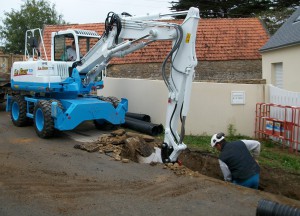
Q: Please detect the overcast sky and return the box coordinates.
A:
[1,0,173,24]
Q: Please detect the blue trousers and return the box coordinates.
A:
[232,173,260,189]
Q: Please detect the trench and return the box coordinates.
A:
[178,148,300,201]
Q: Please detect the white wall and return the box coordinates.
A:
[100,78,265,137]
[262,45,300,92]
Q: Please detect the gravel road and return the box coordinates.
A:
[0,104,299,216]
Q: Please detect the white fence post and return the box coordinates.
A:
[269,84,300,151]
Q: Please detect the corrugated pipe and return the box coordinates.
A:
[256,199,300,216]
[125,112,151,122]
[124,117,163,136]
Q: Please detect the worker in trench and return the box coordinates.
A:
[210,132,261,189]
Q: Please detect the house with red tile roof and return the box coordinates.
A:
[42,18,269,82]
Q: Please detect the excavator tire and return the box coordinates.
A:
[48,99,64,110]
[10,95,28,127]
[33,100,54,138]
[97,96,119,108]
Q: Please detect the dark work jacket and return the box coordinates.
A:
[219,140,260,181]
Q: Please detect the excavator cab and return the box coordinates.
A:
[51,30,101,65]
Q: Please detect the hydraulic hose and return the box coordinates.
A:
[179,116,186,144]
[161,24,184,145]
[169,25,184,91]
[169,103,179,143]
[161,24,183,92]
[104,12,122,43]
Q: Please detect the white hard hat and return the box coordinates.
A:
[211,132,225,147]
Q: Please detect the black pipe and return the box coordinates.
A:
[127,117,163,134]
[125,112,151,122]
[123,117,163,136]
[256,199,300,216]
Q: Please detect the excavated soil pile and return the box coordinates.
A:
[74,129,161,163]
[74,129,300,201]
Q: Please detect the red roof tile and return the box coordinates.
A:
[42,18,269,64]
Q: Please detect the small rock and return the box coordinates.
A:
[122,158,130,163]
[126,132,141,137]
[97,134,113,144]
[111,135,127,145]
[149,161,158,166]
[141,134,155,142]
[111,129,126,136]
[74,143,100,152]
[73,144,81,149]
[173,163,179,168]
[166,163,173,168]
[114,155,121,161]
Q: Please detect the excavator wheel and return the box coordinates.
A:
[10,95,28,127]
[48,99,64,110]
[97,96,119,108]
[33,100,54,138]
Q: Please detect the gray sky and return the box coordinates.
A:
[0,0,173,24]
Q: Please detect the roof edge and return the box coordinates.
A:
[260,41,300,53]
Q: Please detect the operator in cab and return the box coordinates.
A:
[210,132,261,189]
[67,41,77,61]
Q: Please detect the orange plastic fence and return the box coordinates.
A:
[255,103,299,154]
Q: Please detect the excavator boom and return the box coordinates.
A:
[75,7,200,162]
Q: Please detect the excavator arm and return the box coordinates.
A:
[77,7,200,163]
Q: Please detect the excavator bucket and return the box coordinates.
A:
[138,147,163,163]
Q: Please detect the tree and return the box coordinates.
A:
[170,0,270,18]
[0,0,65,54]
[171,0,300,34]
[258,7,296,35]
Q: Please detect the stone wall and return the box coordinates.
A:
[106,59,265,84]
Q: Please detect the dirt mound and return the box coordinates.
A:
[74,129,161,162]
[74,129,300,201]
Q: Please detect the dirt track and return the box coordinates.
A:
[1,105,300,216]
